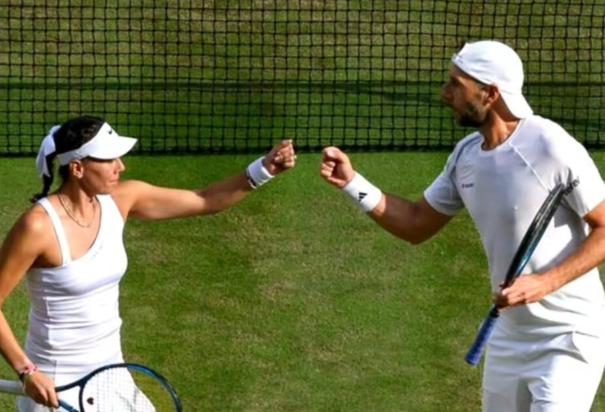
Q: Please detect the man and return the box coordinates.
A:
[320,40,605,411]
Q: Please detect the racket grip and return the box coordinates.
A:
[59,400,78,412]
[465,306,500,366]
[0,379,23,394]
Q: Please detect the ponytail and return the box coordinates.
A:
[32,125,61,203]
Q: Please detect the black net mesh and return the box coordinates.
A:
[0,1,603,154]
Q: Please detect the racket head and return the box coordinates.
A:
[71,363,181,411]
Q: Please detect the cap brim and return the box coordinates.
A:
[87,135,137,160]
[500,91,533,119]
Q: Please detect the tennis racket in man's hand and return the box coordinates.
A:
[0,363,182,411]
[465,183,566,366]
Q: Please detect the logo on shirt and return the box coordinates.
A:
[461,182,474,189]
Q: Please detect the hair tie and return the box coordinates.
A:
[35,125,61,177]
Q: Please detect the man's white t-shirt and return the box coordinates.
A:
[424,115,605,337]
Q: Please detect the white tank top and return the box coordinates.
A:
[25,195,128,382]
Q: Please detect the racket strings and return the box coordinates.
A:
[81,367,176,411]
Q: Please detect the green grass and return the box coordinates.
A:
[0,152,603,410]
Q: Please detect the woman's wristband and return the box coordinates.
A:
[246,157,274,189]
[342,172,382,213]
[18,364,38,383]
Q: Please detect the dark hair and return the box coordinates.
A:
[31,115,105,202]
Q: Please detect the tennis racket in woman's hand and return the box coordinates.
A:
[0,362,182,411]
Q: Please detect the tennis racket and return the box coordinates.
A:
[0,362,182,411]
[465,183,566,366]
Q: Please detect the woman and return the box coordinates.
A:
[0,115,296,410]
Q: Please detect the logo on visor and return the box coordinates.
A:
[108,129,113,134]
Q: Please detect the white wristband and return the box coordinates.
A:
[246,157,274,189]
[342,172,382,213]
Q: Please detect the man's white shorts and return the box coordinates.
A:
[482,325,605,412]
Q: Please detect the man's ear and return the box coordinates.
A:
[483,84,500,106]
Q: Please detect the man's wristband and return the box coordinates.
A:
[246,157,274,189]
[342,172,382,213]
[18,364,38,383]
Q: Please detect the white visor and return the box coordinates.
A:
[57,122,137,165]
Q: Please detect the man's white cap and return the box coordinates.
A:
[451,40,533,119]
[56,122,137,165]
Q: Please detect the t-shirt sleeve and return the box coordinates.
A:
[556,139,605,217]
[424,152,464,216]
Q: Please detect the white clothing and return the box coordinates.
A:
[424,115,605,337]
[18,195,128,411]
[483,321,605,412]
[424,115,605,410]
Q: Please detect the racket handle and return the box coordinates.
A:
[59,400,78,412]
[0,379,23,394]
[465,306,500,366]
